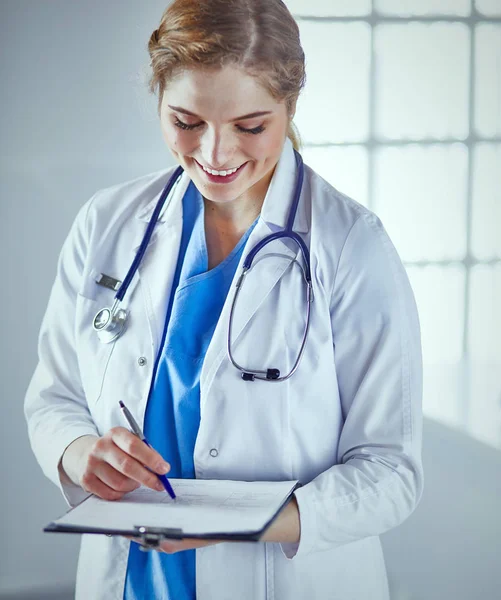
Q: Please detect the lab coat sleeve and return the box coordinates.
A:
[24,196,100,508]
[283,211,423,559]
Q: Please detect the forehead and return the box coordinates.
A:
[162,65,281,116]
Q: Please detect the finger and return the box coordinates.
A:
[110,428,171,476]
[158,538,221,554]
[94,439,166,491]
[158,540,186,554]
[92,461,141,494]
[80,470,126,501]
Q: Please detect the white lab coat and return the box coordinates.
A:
[25,137,423,600]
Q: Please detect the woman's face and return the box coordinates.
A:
[160,65,290,208]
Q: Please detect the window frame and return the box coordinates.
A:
[293,1,501,439]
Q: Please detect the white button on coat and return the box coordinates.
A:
[24,138,423,600]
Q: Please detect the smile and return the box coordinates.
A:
[195,160,248,184]
[200,164,241,177]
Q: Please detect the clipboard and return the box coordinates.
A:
[45,478,302,550]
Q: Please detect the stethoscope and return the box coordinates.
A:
[93,150,312,382]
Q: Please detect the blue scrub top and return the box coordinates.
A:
[124,181,259,600]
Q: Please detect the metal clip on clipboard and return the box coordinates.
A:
[133,525,184,551]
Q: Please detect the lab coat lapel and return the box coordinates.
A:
[200,137,310,395]
[131,169,190,354]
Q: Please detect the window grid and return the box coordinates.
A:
[294,2,501,429]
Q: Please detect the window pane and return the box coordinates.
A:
[407,266,465,363]
[296,22,370,143]
[474,24,501,137]
[472,144,501,260]
[286,0,371,17]
[475,0,501,16]
[422,362,466,429]
[467,265,501,449]
[468,265,501,360]
[375,23,470,140]
[376,0,471,16]
[374,144,468,261]
[302,146,369,206]
[407,266,466,427]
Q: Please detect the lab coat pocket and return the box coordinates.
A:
[75,288,117,408]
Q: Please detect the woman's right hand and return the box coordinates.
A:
[59,428,171,501]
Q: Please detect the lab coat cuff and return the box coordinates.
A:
[59,471,92,508]
[279,487,317,560]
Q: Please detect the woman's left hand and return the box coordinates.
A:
[159,538,226,553]
[127,536,226,554]
[127,495,300,554]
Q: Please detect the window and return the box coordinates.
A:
[287,0,501,449]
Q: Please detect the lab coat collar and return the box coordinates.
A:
[135,137,309,234]
[132,169,189,253]
[259,136,309,234]
[135,168,188,224]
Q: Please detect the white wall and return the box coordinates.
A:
[0,1,174,596]
[1,2,500,598]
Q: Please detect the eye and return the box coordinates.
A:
[173,117,265,135]
[236,124,266,135]
[174,117,202,131]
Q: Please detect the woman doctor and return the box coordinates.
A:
[24,1,424,599]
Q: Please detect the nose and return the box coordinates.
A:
[199,127,234,169]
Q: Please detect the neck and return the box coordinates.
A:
[203,196,261,233]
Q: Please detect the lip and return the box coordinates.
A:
[195,159,247,184]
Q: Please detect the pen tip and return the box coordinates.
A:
[118,400,125,408]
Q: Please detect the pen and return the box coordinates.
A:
[118,400,176,499]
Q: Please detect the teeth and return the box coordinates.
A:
[201,164,239,177]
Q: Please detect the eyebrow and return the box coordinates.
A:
[167,105,272,122]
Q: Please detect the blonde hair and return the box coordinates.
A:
[147,0,306,150]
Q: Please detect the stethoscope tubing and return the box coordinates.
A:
[93,151,312,382]
[115,166,185,303]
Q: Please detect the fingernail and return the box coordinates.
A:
[157,462,170,474]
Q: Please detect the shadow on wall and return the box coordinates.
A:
[382,417,501,600]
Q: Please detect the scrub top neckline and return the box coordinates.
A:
[176,188,260,292]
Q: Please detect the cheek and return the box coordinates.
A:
[253,135,285,163]
[253,123,288,158]
[163,128,194,153]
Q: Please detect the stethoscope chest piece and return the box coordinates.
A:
[90,166,185,345]
[93,301,128,344]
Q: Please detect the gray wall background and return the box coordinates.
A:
[1,2,500,599]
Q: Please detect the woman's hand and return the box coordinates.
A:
[59,428,171,501]
[126,536,227,554]
[128,495,301,554]
[259,495,300,544]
